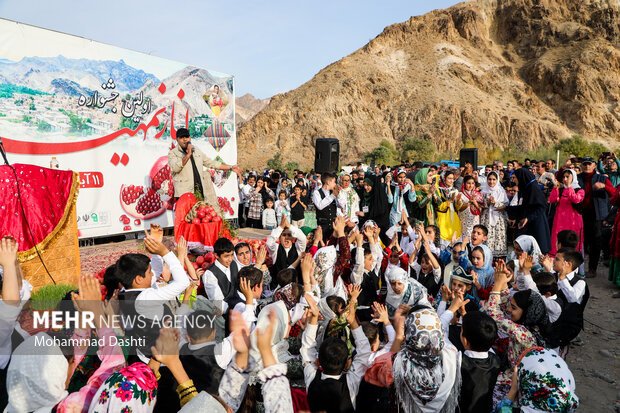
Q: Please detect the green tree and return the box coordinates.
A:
[364,140,399,165]
[267,152,284,170]
[284,161,299,174]
[401,137,436,162]
[29,103,36,111]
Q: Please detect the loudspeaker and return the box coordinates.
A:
[314,138,340,173]
[459,148,478,170]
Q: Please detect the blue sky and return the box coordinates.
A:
[0,0,462,99]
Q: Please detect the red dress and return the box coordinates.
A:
[608,187,620,287]
[549,186,585,256]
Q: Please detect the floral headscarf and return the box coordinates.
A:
[393,308,460,412]
[314,246,346,298]
[460,176,483,215]
[385,267,427,317]
[414,168,437,226]
[517,347,579,412]
[273,283,297,310]
[89,362,158,413]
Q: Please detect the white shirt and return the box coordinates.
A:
[558,269,586,305]
[130,252,190,320]
[312,188,341,211]
[386,224,416,255]
[301,323,372,409]
[202,260,234,313]
[410,261,442,284]
[0,279,32,369]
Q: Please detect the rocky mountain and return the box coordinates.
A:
[238,0,620,168]
[0,55,158,94]
[235,93,271,126]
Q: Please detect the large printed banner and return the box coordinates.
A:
[0,19,238,238]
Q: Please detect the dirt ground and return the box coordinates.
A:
[566,261,620,412]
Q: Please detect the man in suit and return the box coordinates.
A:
[168,127,239,206]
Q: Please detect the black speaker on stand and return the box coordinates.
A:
[314,138,340,173]
[459,148,478,171]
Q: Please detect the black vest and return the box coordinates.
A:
[355,378,390,413]
[357,270,379,308]
[179,343,225,394]
[459,353,502,413]
[316,188,337,224]
[271,244,300,284]
[556,273,590,312]
[118,289,175,357]
[208,261,239,304]
[307,371,354,413]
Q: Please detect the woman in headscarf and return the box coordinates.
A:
[507,235,544,273]
[548,169,585,256]
[249,301,293,377]
[336,172,361,225]
[385,266,429,317]
[458,175,483,239]
[392,307,461,413]
[412,168,439,227]
[387,168,416,227]
[493,347,579,412]
[481,171,509,257]
[434,170,461,244]
[357,175,390,243]
[314,245,347,299]
[485,267,542,405]
[508,168,551,254]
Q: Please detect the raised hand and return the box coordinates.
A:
[348,283,362,301]
[333,216,346,237]
[239,277,253,303]
[371,302,389,325]
[256,310,277,367]
[521,254,534,274]
[255,245,267,266]
[0,236,18,267]
[144,230,169,256]
[176,236,187,262]
[229,310,251,355]
[540,254,553,272]
[280,213,290,229]
[441,285,453,302]
[150,327,181,367]
[149,224,164,243]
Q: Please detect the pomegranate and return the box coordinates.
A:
[192,262,199,269]
[197,210,206,219]
[192,217,202,225]
[196,255,205,266]
[204,252,215,264]
[121,185,144,204]
[119,156,174,220]
[134,219,141,225]
[201,262,209,270]
[201,217,210,223]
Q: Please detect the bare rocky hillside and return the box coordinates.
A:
[235,93,270,127]
[238,0,620,168]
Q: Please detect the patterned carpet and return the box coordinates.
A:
[79,229,267,276]
[79,236,175,276]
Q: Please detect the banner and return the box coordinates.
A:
[0,18,238,238]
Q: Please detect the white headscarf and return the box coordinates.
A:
[481,171,508,227]
[6,333,69,413]
[178,391,226,413]
[249,301,292,384]
[385,267,428,313]
[314,246,346,299]
[233,242,252,269]
[565,169,581,190]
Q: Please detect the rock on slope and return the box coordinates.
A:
[238,0,620,168]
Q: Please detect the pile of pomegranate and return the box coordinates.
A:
[119,156,174,221]
[192,204,222,225]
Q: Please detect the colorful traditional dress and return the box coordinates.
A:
[412,168,437,226]
[458,187,483,238]
[434,178,461,242]
[337,185,360,224]
[549,170,585,256]
[481,172,509,257]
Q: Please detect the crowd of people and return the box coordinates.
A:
[2,150,620,413]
